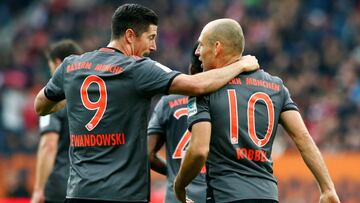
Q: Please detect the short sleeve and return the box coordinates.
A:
[147,97,167,136]
[187,95,211,131]
[39,112,62,135]
[133,60,181,96]
[282,85,299,112]
[44,63,65,101]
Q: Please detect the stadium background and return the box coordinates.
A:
[0,0,359,202]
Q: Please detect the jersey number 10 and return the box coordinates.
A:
[227,89,275,147]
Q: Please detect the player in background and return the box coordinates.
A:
[34,4,259,203]
[31,40,83,203]
[174,19,340,203]
[148,42,206,203]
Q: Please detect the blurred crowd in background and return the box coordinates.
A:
[0,0,359,201]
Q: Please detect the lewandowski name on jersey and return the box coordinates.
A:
[70,133,126,147]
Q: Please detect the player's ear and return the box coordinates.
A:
[54,58,62,67]
[214,41,222,56]
[125,28,136,43]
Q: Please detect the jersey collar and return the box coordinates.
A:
[99,47,123,54]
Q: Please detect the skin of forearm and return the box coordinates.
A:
[192,55,258,95]
[148,134,167,175]
[48,100,66,114]
[35,88,64,116]
[169,56,258,96]
[190,59,251,96]
[176,146,207,188]
[149,154,167,175]
[176,122,210,188]
[34,138,57,191]
[190,60,245,95]
[281,111,335,193]
[292,133,335,193]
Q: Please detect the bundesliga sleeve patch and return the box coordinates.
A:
[155,62,172,73]
[187,97,197,117]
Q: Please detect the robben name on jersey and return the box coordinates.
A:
[187,69,298,202]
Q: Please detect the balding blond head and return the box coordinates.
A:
[202,18,244,55]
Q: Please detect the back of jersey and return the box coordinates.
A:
[39,108,69,202]
[45,47,179,202]
[148,95,206,203]
[188,69,298,202]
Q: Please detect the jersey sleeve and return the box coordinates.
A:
[39,112,62,135]
[187,95,211,131]
[133,59,181,96]
[44,62,65,101]
[147,97,167,136]
[282,84,299,112]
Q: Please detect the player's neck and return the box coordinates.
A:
[107,40,131,56]
[215,54,241,69]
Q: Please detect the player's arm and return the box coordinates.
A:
[280,110,340,203]
[35,88,65,116]
[169,55,258,96]
[148,133,167,175]
[31,132,59,203]
[147,97,167,175]
[174,121,211,203]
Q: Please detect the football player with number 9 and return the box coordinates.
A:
[34,4,259,203]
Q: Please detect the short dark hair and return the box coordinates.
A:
[189,42,202,75]
[111,4,158,40]
[46,39,83,62]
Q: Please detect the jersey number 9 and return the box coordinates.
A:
[80,75,108,131]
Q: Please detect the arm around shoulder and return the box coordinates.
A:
[169,55,259,96]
